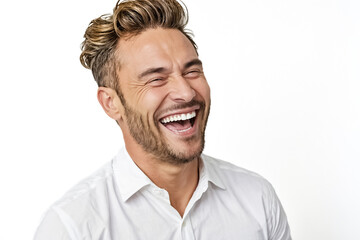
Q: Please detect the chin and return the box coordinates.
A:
[163,138,205,165]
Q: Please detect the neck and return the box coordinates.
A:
[125,143,199,217]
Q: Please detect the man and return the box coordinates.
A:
[35,0,291,239]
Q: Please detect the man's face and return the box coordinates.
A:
[116,28,210,164]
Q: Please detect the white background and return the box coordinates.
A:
[0,0,359,239]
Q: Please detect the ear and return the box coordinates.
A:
[97,87,124,121]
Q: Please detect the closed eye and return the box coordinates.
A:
[184,70,202,78]
[149,78,162,82]
[146,77,166,86]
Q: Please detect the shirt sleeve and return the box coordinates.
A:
[264,181,292,240]
[34,207,80,240]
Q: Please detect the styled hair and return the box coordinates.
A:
[80,0,197,90]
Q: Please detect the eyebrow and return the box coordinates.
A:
[183,59,203,70]
[138,58,203,79]
[138,67,167,79]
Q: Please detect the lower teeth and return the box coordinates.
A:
[177,126,192,133]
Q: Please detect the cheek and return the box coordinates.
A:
[123,81,166,113]
[141,88,168,113]
[193,79,211,102]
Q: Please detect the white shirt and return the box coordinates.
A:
[34,148,291,240]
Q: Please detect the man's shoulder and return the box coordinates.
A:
[201,154,292,240]
[35,160,116,239]
[51,160,115,210]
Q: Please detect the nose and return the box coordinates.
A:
[169,76,196,103]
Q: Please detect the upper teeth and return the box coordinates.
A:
[160,111,196,124]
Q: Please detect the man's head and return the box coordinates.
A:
[80,0,196,91]
[80,0,210,165]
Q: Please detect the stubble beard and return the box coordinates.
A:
[122,99,209,165]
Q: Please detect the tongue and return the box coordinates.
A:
[164,120,192,132]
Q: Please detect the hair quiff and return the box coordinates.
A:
[80,0,197,89]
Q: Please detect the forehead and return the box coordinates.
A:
[116,28,198,72]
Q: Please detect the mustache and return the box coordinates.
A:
[155,99,205,119]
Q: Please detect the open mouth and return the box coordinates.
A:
[160,110,197,134]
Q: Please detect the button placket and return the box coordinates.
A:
[181,216,195,240]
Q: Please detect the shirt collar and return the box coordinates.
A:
[200,154,226,190]
[112,148,226,202]
[112,148,152,202]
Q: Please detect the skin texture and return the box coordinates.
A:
[97,28,211,216]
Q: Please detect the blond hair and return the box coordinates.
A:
[80,0,196,90]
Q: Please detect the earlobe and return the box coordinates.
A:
[97,87,123,121]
